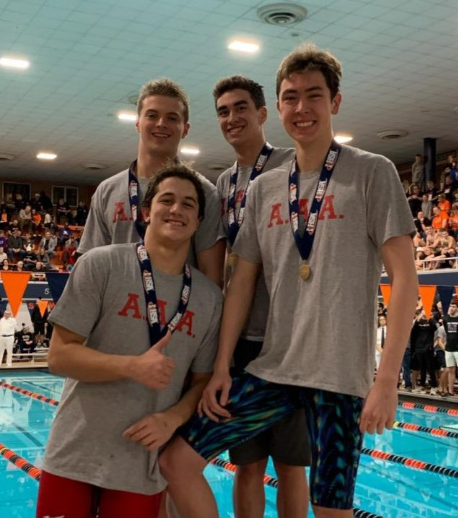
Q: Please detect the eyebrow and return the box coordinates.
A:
[145,109,181,117]
[281,86,324,96]
[216,100,248,114]
[158,191,197,203]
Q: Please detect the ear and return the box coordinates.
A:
[181,122,190,140]
[276,99,281,118]
[135,118,140,133]
[141,206,150,224]
[331,92,342,115]
[258,106,267,125]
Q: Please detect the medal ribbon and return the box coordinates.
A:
[127,160,146,239]
[136,241,192,345]
[288,141,341,262]
[227,142,273,247]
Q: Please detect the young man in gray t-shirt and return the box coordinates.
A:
[37,165,223,518]
[160,44,418,518]
[214,75,310,518]
[78,78,224,287]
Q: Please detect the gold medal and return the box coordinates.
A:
[299,262,311,281]
[227,253,238,268]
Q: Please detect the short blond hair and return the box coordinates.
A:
[276,43,342,99]
[137,78,189,122]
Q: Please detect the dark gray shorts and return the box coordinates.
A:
[229,407,311,466]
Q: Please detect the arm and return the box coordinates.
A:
[199,257,261,421]
[48,324,175,389]
[360,234,418,434]
[196,239,225,288]
[123,371,212,451]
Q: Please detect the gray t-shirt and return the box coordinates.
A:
[43,243,223,494]
[216,147,294,339]
[78,168,222,266]
[234,145,415,398]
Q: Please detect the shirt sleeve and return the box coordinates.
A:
[366,155,416,249]
[77,186,111,254]
[190,289,223,373]
[48,251,107,338]
[193,176,224,254]
[232,179,262,264]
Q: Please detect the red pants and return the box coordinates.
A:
[36,471,163,518]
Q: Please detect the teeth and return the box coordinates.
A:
[296,121,314,127]
[153,133,169,137]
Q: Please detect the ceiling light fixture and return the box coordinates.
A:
[228,40,260,54]
[37,152,57,160]
[117,112,137,122]
[0,57,30,69]
[181,147,200,156]
[334,135,353,144]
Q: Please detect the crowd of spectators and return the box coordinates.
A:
[407,153,458,270]
[0,191,88,277]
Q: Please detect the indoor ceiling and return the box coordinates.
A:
[0,0,457,186]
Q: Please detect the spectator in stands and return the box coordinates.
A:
[75,201,88,226]
[31,300,48,346]
[0,208,8,230]
[424,180,438,202]
[4,194,16,219]
[31,208,42,235]
[0,309,17,367]
[444,300,458,397]
[431,206,449,230]
[15,261,25,272]
[38,231,57,264]
[434,321,447,396]
[440,179,454,204]
[9,217,20,231]
[421,194,432,220]
[411,154,424,188]
[58,223,73,247]
[413,211,431,240]
[400,338,412,392]
[62,237,78,267]
[16,324,37,355]
[410,310,438,395]
[7,228,25,262]
[14,193,26,212]
[31,193,43,213]
[434,229,456,250]
[450,160,458,184]
[1,259,10,271]
[375,315,386,371]
[56,197,71,224]
[407,185,422,217]
[18,204,32,231]
[0,247,6,264]
[449,208,458,239]
[39,191,53,214]
[0,230,7,250]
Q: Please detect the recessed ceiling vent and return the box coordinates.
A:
[0,153,15,161]
[257,3,307,26]
[84,163,106,171]
[376,130,408,140]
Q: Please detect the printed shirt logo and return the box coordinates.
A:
[448,322,458,333]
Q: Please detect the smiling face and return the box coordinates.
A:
[277,70,341,149]
[136,95,189,159]
[143,177,200,246]
[216,88,266,148]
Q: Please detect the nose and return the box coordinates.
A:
[294,97,310,114]
[155,116,167,128]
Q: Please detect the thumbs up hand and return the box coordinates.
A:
[130,330,176,390]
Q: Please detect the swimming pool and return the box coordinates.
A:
[1,370,457,518]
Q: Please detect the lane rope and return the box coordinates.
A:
[398,400,458,417]
[393,420,458,439]
[0,381,59,406]
[211,457,383,518]
[0,443,41,481]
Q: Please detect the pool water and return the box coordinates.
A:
[1,371,457,518]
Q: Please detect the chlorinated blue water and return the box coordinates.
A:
[1,371,457,518]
